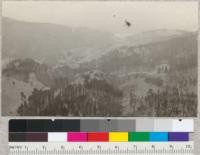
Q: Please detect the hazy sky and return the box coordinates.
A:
[3,1,198,35]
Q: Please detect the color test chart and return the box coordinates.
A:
[8,119,194,155]
[9,119,193,142]
[9,119,194,132]
[9,132,190,142]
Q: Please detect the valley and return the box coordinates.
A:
[2,17,198,117]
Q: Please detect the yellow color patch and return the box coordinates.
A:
[109,132,128,142]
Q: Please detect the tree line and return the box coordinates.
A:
[129,87,197,117]
[18,79,123,116]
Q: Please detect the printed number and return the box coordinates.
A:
[186,145,192,149]
[151,145,155,149]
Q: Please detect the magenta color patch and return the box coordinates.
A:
[67,132,87,142]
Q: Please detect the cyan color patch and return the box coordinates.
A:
[150,132,168,141]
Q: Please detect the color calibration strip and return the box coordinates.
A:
[9,119,194,132]
[9,132,189,142]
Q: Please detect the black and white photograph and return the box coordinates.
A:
[2,1,198,116]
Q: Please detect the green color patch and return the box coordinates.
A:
[128,132,150,141]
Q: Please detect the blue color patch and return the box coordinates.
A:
[150,132,168,141]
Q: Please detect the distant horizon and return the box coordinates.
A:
[3,1,198,36]
[3,16,197,37]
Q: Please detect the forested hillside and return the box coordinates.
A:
[2,17,197,116]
